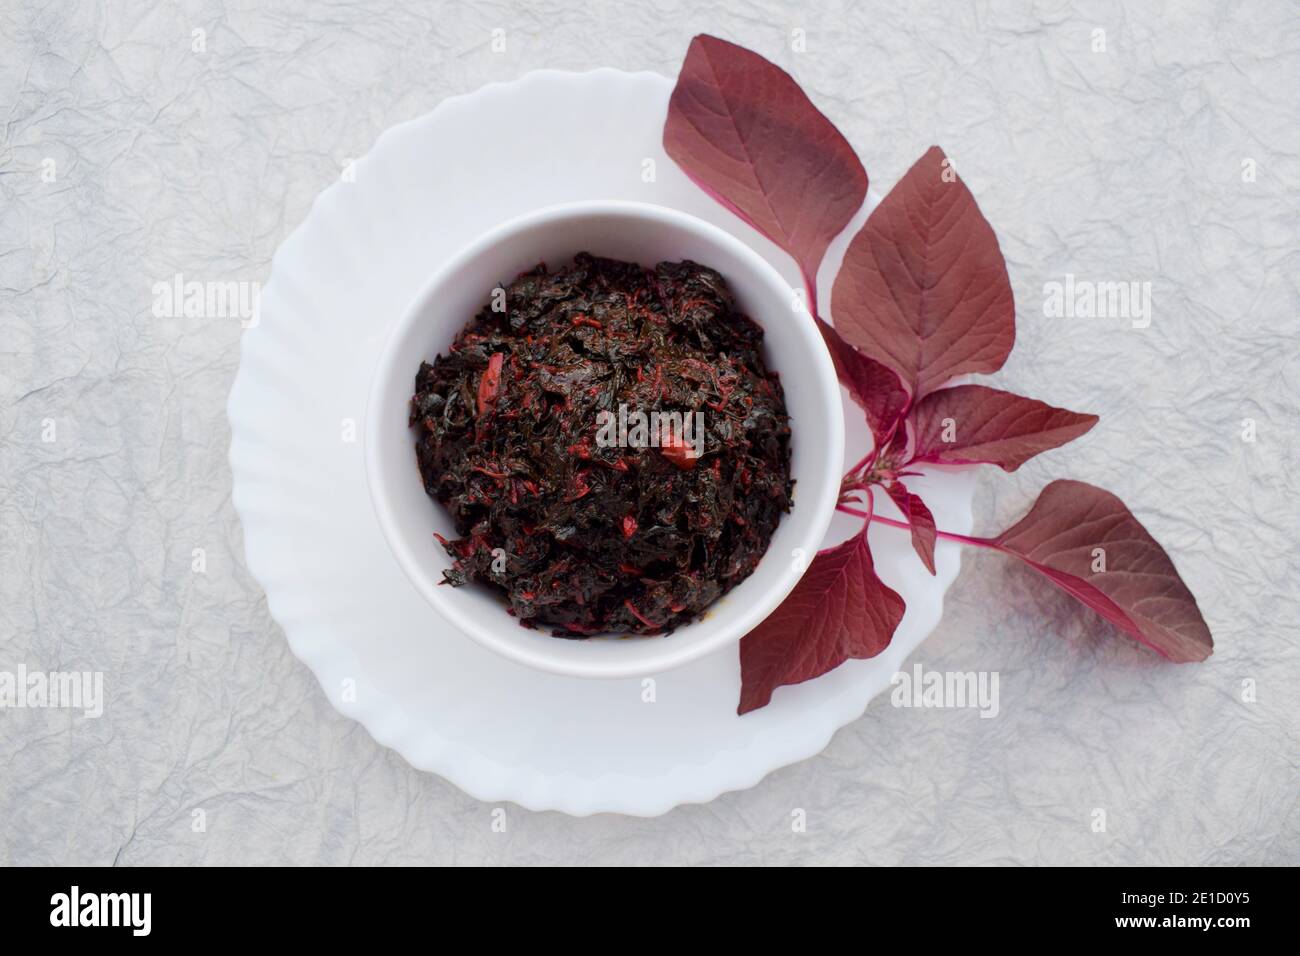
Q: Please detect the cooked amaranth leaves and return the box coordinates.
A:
[410,253,793,636]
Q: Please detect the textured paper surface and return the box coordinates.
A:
[1,0,1297,865]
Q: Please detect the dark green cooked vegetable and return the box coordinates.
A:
[410,253,792,636]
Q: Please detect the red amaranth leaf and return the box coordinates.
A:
[882,481,937,575]
[817,318,910,439]
[831,146,1015,398]
[907,384,1098,472]
[664,34,867,309]
[738,530,905,714]
[984,480,1212,662]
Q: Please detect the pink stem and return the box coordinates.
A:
[846,448,874,477]
[835,503,989,549]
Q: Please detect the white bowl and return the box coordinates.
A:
[365,200,843,679]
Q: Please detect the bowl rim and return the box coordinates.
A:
[364,199,844,678]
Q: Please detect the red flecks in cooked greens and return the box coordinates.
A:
[410,253,792,636]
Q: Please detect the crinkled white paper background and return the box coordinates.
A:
[2,0,1297,865]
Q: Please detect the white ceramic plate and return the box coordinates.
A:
[228,68,977,817]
